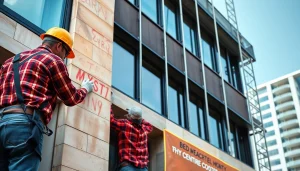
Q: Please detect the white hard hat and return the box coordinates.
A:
[126,106,142,119]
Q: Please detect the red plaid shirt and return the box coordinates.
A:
[110,109,153,168]
[0,46,87,124]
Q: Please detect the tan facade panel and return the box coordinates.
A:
[87,135,109,160]
[73,33,93,58]
[79,0,114,26]
[54,144,108,171]
[75,18,113,56]
[0,12,17,38]
[77,3,113,41]
[92,45,112,71]
[66,105,110,142]
[55,125,88,151]
[14,24,41,49]
[0,31,29,54]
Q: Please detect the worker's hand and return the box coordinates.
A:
[81,79,94,93]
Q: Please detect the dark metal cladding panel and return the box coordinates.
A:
[166,36,184,71]
[114,0,139,37]
[142,16,164,57]
[186,51,203,86]
[225,83,249,121]
[204,66,223,101]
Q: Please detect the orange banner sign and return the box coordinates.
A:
[164,130,239,171]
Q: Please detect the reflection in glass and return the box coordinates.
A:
[202,39,214,69]
[168,84,185,127]
[189,101,199,136]
[142,66,162,114]
[164,1,178,39]
[184,22,197,55]
[4,0,64,31]
[112,42,135,98]
[142,0,158,23]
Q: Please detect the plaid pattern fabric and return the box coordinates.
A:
[0,46,87,124]
[110,108,153,168]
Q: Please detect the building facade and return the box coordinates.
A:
[0,0,258,170]
[257,70,300,171]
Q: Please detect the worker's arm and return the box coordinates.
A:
[110,107,127,132]
[142,120,153,133]
[48,58,88,106]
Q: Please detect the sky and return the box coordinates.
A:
[213,0,300,85]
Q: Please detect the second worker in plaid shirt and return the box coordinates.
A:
[111,106,153,171]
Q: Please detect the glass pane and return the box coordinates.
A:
[128,0,135,5]
[112,42,135,98]
[142,0,158,23]
[230,125,237,157]
[198,107,206,140]
[179,94,185,128]
[202,39,214,69]
[220,51,230,82]
[184,22,197,55]
[209,115,220,148]
[4,0,64,31]
[164,3,177,39]
[142,66,162,114]
[168,86,180,124]
[189,101,199,136]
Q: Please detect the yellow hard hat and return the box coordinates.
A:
[40,27,75,58]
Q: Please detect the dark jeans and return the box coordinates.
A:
[0,114,44,171]
[119,164,148,171]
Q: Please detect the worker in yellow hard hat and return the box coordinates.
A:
[0,27,94,170]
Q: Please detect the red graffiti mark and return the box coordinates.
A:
[76,69,85,81]
[81,95,103,115]
[81,0,111,22]
[75,69,110,99]
[92,29,111,54]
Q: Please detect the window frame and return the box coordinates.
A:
[0,0,73,35]
[141,60,165,115]
[189,94,207,140]
[141,0,162,26]
[183,13,199,57]
[164,0,181,41]
[112,38,139,100]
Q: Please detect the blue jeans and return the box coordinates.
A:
[119,164,148,171]
[0,114,44,171]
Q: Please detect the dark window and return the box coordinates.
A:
[142,62,163,114]
[164,0,179,40]
[258,87,267,94]
[261,104,270,111]
[112,41,136,98]
[220,47,230,82]
[237,128,253,166]
[188,97,206,140]
[142,0,160,24]
[202,33,217,72]
[168,80,185,127]
[262,112,272,120]
[267,140,277,147]
[2,0,70,32]
[209,110,224,149]
[264,121,273,128]
[265,130,275,137]
[183,16,198,56]
[270,159,281,166]
[229,123,238,158]
[268,149,279,156]
[259,96,269,103]
[230,56,243,92]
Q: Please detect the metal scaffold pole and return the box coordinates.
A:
[224,0,271,170]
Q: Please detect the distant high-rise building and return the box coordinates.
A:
[256,70,300,171]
